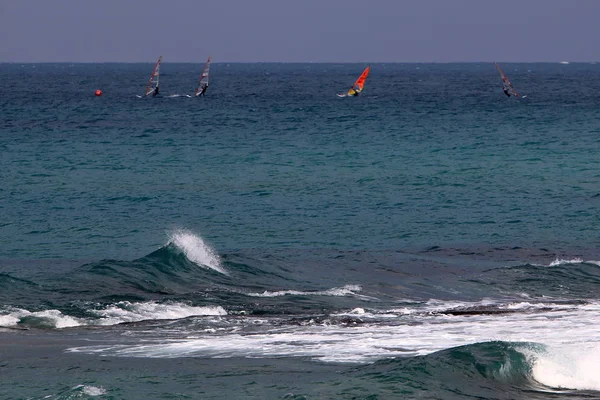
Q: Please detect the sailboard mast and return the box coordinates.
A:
[195,56,212,96]
[494,62,518,97]
[145,56,162,96]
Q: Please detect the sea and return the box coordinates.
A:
[2,62,600,399]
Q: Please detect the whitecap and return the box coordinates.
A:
[528,344,600,390]
[92,301,227,325]
[247,284,366,298]
[548,258,583,267]
[77,385,107,396]
[168,228,227,275]
[0,307,83,328]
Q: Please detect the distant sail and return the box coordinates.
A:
[494,62,519,98]
[195,56,212,97]
[145,56,162,96]
[345,66,371,96]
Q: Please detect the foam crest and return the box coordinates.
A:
[0,312,20,327]
[247,284,364,298]
[49,385,107,398]
[78,385,107,396]
[529,344,600,390]
[548,258,583,267]
[168,229,227,275]
[92,301,227,325]
[0,308,82,329]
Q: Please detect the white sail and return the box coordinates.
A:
[195,56,211,96]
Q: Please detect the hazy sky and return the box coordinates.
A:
[1,0,599,63]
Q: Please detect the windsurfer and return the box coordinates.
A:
[199,84,208,96]
[153,86,159,97]
[503,87,511,97]
[340,66,369,98]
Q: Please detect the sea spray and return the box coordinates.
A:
[168,229,227,275]
[529,344,600,390]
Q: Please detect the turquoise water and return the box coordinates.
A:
[2,63,600,399]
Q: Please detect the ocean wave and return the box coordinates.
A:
[352,341,543,398]
[246,284,366,298]
[66,229,227,299]
[80,385,107,396]
[548,258,584,267]
[65,295,600,362]
[527,344,600,391]
[91,301,227,325]
[38,384,107,399]
[356,341,600,396]
[475,260,600,299]
[0,307,82,329]
[0,301,227,329]
[0,273,42,305]
[332,299,594,320]
[168,229,227,275]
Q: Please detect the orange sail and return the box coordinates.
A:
[353,66,370,91]
[345,66,370,96]
[145,56,162,96]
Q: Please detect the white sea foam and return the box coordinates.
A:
[76,385,107,396]
[92,301,227,325]
[528,344,600,390]
[332,308,400,320]
[247,284,367,298]
[30,310,82,328]
[548,258,583,267]
[168,229,227,275]
[348,307,365,314]
[339,299,565,319]
[68,300,600,364]
[0,302,226,328]
[0,308,82,328]
[0,312,21,327]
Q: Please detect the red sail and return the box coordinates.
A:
[145,56,162,96]
[352,66,371,92]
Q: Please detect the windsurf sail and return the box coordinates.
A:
[342,66,370,97]
[195,56,211,97]
[494,62,519,98]
[145,56,162,96]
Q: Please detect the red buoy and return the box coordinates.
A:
[95,89,103,97]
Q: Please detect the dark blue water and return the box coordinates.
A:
[2,63,600,399]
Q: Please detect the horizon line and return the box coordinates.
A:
[0,60,586,64]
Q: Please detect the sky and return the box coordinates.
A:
[1,0,600,63]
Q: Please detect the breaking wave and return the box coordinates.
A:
[527,344,600,391]
[247,284,364,298]
[0,301,227,329]
[168,229,227,275]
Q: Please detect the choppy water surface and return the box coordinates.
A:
[2,63,600,399]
